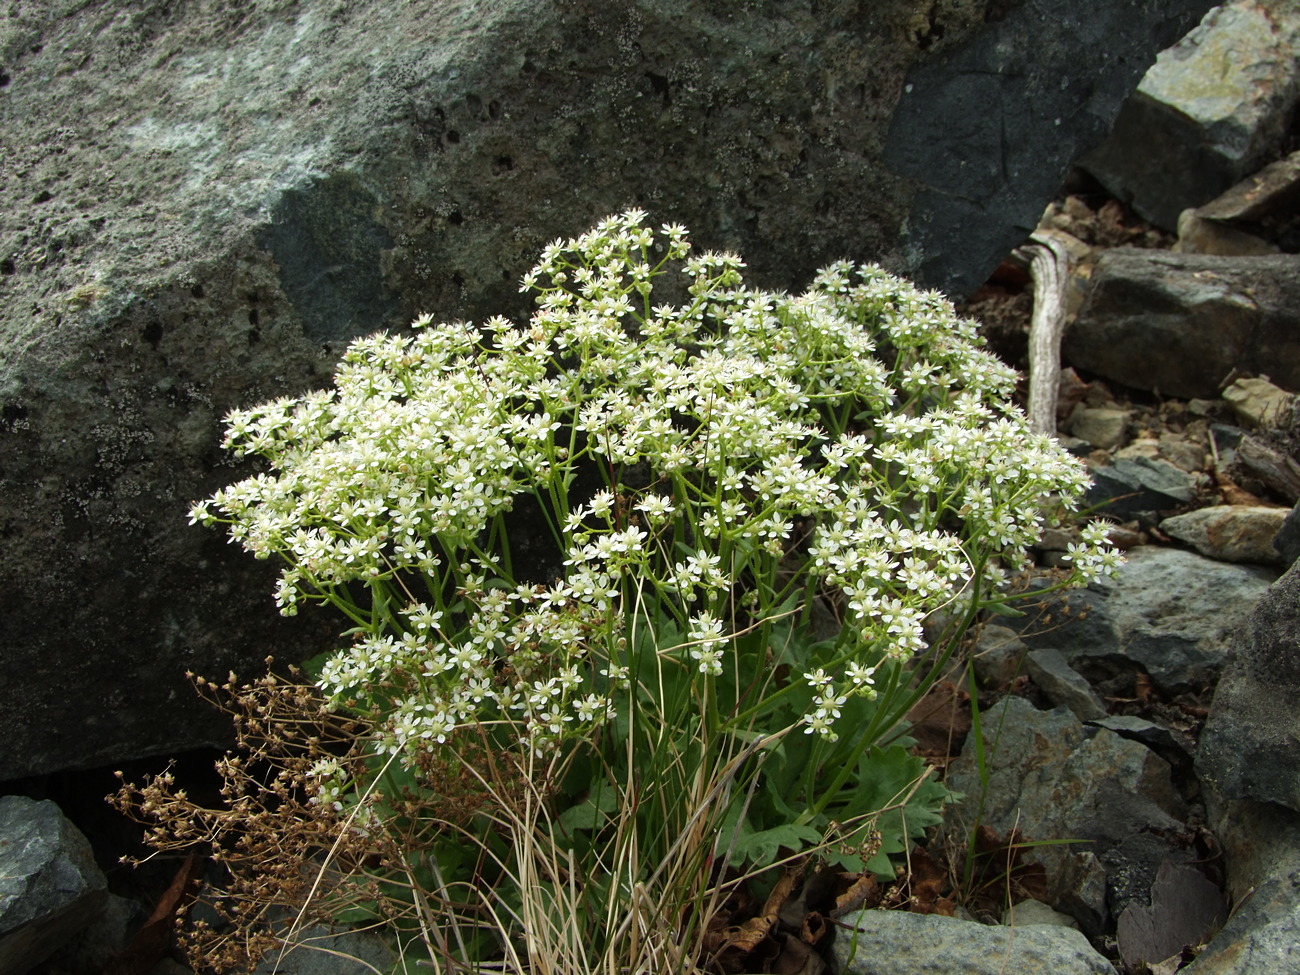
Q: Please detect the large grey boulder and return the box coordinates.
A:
[0,796,107,975]
[1189,798,1300,975]
[945,696,1186,935]
[883,0,1210,297]
[1015,546,1276,695]
[1064,249,1300,400]
[1198,561,1300,812]
[0,0,1213,778]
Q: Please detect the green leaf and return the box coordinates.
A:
[558,787,621,832]
[981,599,1027,618]
[726,820,823,867]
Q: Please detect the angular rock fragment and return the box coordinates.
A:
[1198,562,1300,812]
[1065,249,1300,399]
[1221,376,1296,429]
[1161,505,1288,565]
[1085,455,1197,520]
[1014,546,1274,695]
[1026,648,1108,721]
[0,797,107,975]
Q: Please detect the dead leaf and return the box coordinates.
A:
[905,680,972,764]
[103,850,204,975]
[831,872,880,917]
[770,933,827,975]
[893,846,955,916]
[964,827,1049,917]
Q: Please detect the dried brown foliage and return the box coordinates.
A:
[110,662,517,973]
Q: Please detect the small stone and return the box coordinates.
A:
[1105,524,1147,550]
[1004,898,1081,930]
[1157,434,1207,474]
[1067,406,1131,450]
[0,797,107,975]
[1116,860,1226,972]
[971,624,1029,690]
[1037,528,1076,553]
[1088,715,1195,778]
[1161,505,1288,565]
[1114,437,1162,461]
[1196,148,1300,226]
[1221,376,1295,429]
[1174,209,1278,256]
[1026,648,1108,721]
[1086,456,1198,520]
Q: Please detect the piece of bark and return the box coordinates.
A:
[1236,435,1300,503]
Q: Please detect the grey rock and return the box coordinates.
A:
[882,0,1211,298]
[1182,867,1300,974]
[1202,794,1300,907]
[1116,860,1226,972]
[1003,899,1081,930]
[1221,376,1296,429]
[1175,208,1280,257]
[1161,505,1288,565]
[1085,456,1198,521]
[970,624,1030,690]
[1196,148,1300,225]
[1066,406,1130,450]
[1025,648,1108,721]
[1198,561,1300,812]
[0,0,1215,779]
[0,796,107,975]
[1082,0,1300,231]
[945,696,1183,934]
[252,924,395,975]
[1188,148,1300,253]
[1273,500,1300,566]
[1195,797,1300,975]
[832,911,1112,975]
[1088,715,1196,780]
[1064,249,1300,400]
[1016,545,1276,694]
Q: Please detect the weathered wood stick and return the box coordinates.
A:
[1013,232,1071,437]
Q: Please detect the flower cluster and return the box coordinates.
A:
[193,210,1119,772]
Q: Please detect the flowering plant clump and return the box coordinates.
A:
[186,210,1120,966]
